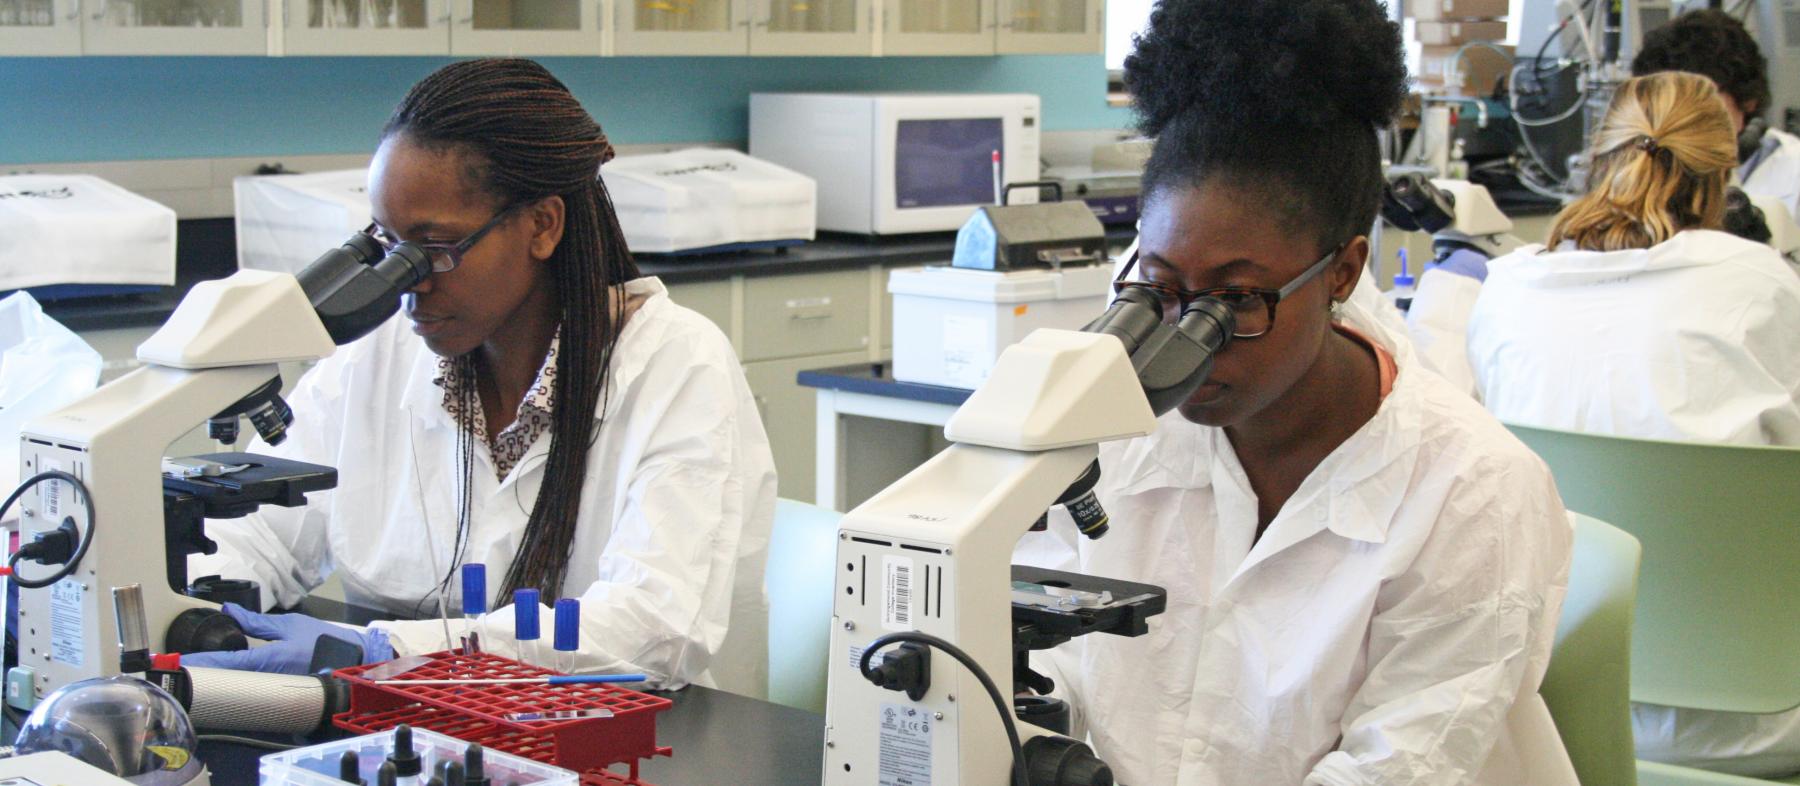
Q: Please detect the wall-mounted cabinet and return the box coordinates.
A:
[995,0,1100,54]
[81,0,268,54]
[0,0,82,55]
[279,0,598,55]
[0,0,1098,58]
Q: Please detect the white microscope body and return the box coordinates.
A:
[10,238,427,704]
[824,285,1234,785]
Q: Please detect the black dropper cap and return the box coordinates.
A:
[390,725,423,778]
[377,762,398,786]
[436,760,466,786]
[462,744,489,786]
[339,751,364,785]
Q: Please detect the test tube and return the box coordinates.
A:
[553,598,580,674]
[513,588,541,666]
[461,563,486,656]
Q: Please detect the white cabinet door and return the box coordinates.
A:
[612,0,746,54]
[450,0,599,54]
[996,0,1099,53]
[879,0,993,55]
[280,0,447,54]
[79,0,268,52]
[0,0,82,55]
[749,0,870,55]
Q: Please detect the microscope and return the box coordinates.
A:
[822,286,1235,785]
[1381,173,1524,264]
[5,234,429,715]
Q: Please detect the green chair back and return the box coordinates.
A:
[766,498,842,714]
[1506,424,1800,715]
[1543,513,1641,786]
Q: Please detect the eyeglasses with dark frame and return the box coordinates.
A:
[364,202,525,274]
[1112,243,1344,339]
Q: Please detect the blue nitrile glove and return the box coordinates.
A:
[180,603,394,675]
[1433,248,1491,282]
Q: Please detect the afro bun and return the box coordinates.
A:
[1124,0,1408,137]
[1631,9,1770,118]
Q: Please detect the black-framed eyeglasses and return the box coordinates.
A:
[1112,243,1344,339]
[364,202,523,274]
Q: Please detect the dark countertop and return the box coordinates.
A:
[38,224,1138,332]
[187,597,827,786]
[797,361,974,407]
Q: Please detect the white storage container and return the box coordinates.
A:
[0,174,176,289]
[260,726,576,786]
[234,169,371,275]
[889,264,1113,389]
[603,148,815,255]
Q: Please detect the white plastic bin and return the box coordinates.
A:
[889,264,1113,389]
[234,169,371,275]
[260,726,577,786]
[0,174,176,289]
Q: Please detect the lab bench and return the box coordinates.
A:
[1,594,827,785]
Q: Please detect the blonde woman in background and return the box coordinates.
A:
[1466,71,1800,448]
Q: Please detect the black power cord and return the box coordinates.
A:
[859,631,1028,786]
[2,470,97,589]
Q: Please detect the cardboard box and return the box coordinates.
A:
[1410,0,1510,21]
[1416,43,1515,95]
[1415,20,1508,45]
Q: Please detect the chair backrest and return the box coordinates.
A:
[1507,423,1800,714]
[766,498,843,714]
[1543,513,1641,786]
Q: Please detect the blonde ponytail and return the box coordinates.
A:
[1547,71,1738,252]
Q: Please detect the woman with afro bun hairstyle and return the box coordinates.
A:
[1014,1,1576,783]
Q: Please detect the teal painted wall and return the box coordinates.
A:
[0,54,1131,164]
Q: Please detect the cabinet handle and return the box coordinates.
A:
[89,0,104,20]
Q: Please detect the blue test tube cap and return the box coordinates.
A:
[554,598,580,653]
[461,563,486,615]
[513,589,540,641]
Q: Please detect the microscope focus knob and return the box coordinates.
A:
[1023,734,1114,786]
[165,607,249,655]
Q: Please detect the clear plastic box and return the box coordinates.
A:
[259,726,579,786]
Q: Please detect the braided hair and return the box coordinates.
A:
[385,58,641,599]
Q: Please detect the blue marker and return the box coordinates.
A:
[461,564,486,655]
[554,598,580,674]
[513,588,541,666]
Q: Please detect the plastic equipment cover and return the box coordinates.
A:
[603,148,816,254]
[0,291,101,493]
[233,169,371,276]
[0,174,176,289]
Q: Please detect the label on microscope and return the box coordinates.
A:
[882,556,914,632]
[50,578,84,667]
[879,701,932,786]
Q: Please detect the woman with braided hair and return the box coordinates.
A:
[183,59,777,696]
[1013,0,1574,782]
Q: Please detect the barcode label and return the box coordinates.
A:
[882,556,914,632]
[41,457,62,519]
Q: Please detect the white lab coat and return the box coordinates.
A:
[1405,266,1484,396]
[1742,127,1800,218]
[191,276,778,695]
[1467,230,1800,445]
[1016,301,1575,786]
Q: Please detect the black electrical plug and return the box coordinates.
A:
[16,518,79,565]
[866,641,932,701]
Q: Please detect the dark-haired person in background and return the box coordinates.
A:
[182,59,777,697]
[1633,8,1799,216]
[1014,0,1574,783]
